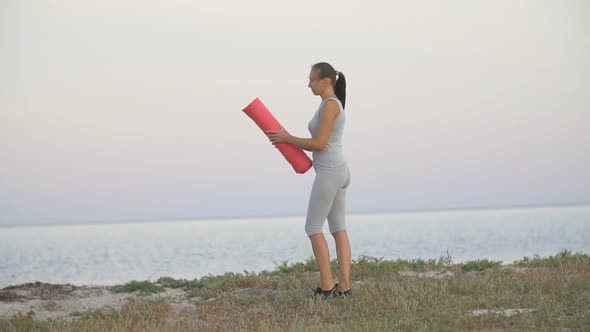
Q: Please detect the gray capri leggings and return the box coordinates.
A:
[305,164,351,236]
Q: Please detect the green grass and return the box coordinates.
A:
[513,249,589,268]
[460,259,502,272]
[1,250,589,331]
[111,280,164,295]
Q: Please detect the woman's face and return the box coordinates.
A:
[308,69,328,95]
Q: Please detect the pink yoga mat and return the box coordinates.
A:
[243,98,312,174]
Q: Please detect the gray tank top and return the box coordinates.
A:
[308,97,347,168]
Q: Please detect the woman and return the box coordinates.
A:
[266,62,352,297]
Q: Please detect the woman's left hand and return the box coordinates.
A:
[265,127,292,145]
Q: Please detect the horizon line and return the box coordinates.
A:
[1,201,589,228]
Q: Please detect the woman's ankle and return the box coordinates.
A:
[337,281,350,291]
[321,281,335,291]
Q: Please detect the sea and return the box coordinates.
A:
[1,204,589,288]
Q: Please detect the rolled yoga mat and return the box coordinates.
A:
[242,97,313,174]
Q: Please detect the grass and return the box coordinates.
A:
[460,259,502,272]
[111,280,165,295]
[1,250,589,331]
[513,249,588,268]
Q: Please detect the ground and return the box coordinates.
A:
[1,251,589,331]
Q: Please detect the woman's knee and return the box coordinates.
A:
[329,227,347,237]
[305,222,323,237]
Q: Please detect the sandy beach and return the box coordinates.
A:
[0,281,196,322]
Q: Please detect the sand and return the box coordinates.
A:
[0,282,195,321]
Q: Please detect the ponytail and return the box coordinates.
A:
[334,72,346,109]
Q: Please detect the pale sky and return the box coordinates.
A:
[1,0,589,225]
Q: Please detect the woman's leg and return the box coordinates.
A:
[332,230,351,291]
[328,168,351,291]
[305,166,350,292]
[309,233,334,290]
[305,171,338,291]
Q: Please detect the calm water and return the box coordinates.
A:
[1,205,589,288]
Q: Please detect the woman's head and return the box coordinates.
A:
[308,62,346,109]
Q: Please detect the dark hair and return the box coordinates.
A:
[312,62,346,109]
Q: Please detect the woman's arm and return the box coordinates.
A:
[266,100,340,151]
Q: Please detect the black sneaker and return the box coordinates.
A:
[312,284,337,298]
[335,283,352,297]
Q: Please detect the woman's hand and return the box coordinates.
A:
[265,127,292,145]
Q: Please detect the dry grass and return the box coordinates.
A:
[1,250,589,331]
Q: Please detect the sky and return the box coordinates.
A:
[1,0,589,225]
